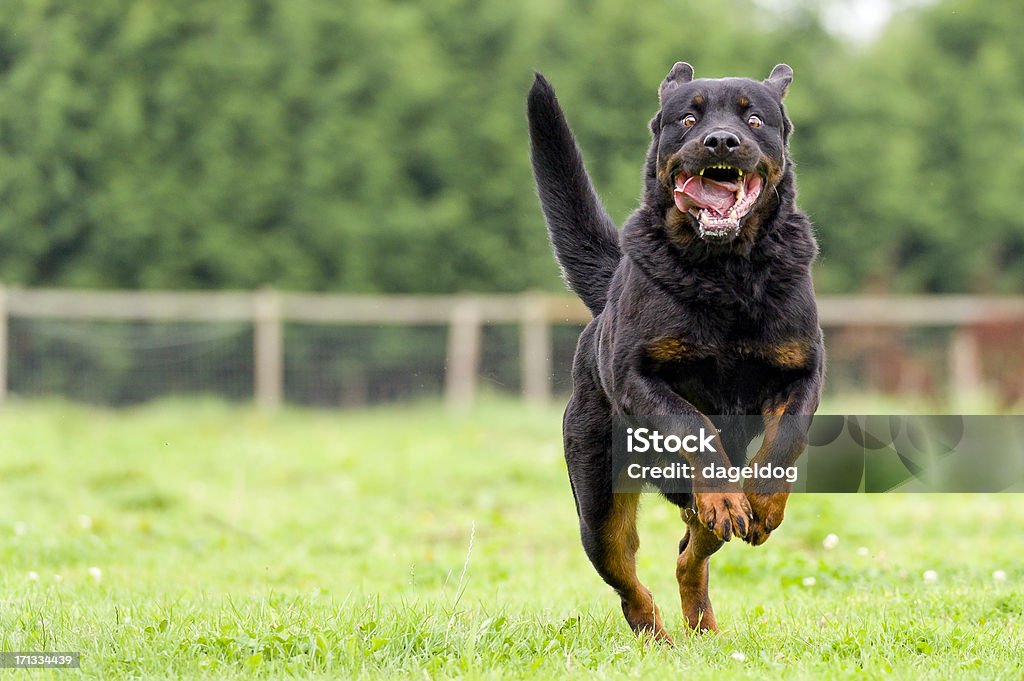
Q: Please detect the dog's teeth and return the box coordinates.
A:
[738,169,744,177]
[699,168,705,176]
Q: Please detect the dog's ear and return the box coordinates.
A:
[649,111,662,135]
[764,64,793,99]
[659,61,693,104]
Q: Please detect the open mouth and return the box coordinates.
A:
[673,164,764,241]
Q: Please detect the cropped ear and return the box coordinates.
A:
[659,61,693,104]
[764,63,793,99]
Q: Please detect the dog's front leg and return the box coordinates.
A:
[743,373,822,546]
[616,369,748,633]
[617,369,751,543]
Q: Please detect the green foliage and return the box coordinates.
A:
[794,0,1024,293]
[0,0,1019,293]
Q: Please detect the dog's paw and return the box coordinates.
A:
[743,492,789,546]
[694,491,751,542]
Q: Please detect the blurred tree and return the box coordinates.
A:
[795,0,1024,293]
[0,0,1019,294]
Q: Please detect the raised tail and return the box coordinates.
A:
[527,73,621,316]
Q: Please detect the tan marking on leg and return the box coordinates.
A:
[768,397,789,418]
[603,493,671,642]
[677,508,725,632]
[744,397,799,545]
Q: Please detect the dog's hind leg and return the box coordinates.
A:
[564,356,670,642]
[673,423,752,632]
[676,509,725,633]
[571,458,670,641]
[584,491,671,642]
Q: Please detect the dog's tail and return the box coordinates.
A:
[527,73,621,316]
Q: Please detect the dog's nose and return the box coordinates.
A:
[703,130,742,155]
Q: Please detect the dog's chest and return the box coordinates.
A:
[646,336,808,369]
[645,335,808,412]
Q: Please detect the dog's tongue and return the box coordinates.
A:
[675,176,740,215]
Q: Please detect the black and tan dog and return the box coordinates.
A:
[527,63,824,640]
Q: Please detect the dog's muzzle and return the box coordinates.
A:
[673,165,763,241]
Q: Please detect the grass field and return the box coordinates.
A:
[1,398,1022,679]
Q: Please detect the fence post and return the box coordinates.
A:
[253,289,283,410]
[520,293,551,404]
[0,284,6,402]
[445,299,482,409]
[948,328,982,401]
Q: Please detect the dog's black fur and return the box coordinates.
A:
[527,63,824,640]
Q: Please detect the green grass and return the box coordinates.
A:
[1,398,1022,679]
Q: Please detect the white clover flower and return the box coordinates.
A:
[88,566,103,582]
[54,574,64,584]
[923,570,938,583]
[27,571,39,581]
[802,576,816,587]
[857,546,869,557]
[79,515,93,530]
[731,651,746,661]
[993,570,1007,582]
[822,533,839,550]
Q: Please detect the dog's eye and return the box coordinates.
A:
[747,115,763,129]
[680,114,697,127]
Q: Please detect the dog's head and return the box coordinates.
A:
[648,62,794,245]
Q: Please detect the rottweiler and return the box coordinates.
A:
[527,62,824,641]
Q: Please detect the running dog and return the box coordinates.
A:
[527,62,824,640]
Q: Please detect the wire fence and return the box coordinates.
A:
[1,286,1023,409]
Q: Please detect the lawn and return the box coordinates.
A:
[1,398,1022,679]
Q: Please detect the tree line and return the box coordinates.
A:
[0,0,1019,295]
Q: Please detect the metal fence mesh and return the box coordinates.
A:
[5,319,589,406]
[2,291,1022,408]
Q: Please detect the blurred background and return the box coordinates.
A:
[0,0,1021,410]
